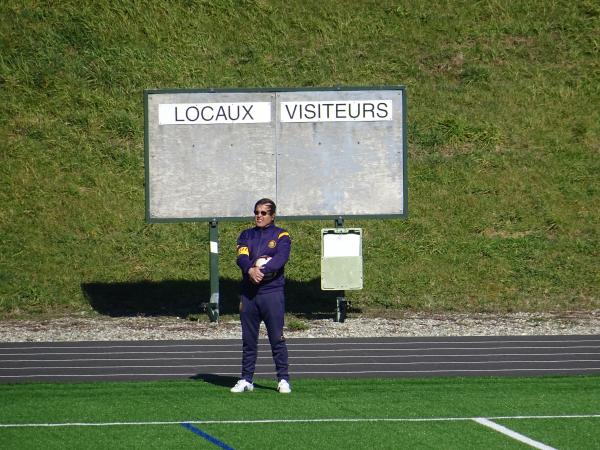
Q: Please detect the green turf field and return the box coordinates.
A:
[1,376,599,449]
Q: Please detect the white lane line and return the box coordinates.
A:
[294,339,600,345]
[0,364,239,371]
[0,344,239,352]
[0,350,242,356]
[2,359,600,371]
[2,345,600,357]
[4,351,600,364]
[1,338,599,351]
[1,414,598,428]
[2,367,600,379]
[473,417,556,450]
[2,356,242,363]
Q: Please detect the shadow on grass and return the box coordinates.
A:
[82,278,348,318]
[191,373,275,391]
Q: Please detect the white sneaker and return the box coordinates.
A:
[277,379,291,394]
[230,379,254,393]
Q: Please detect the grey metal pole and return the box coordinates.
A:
[334,216,346,323]
[207,219,219,322]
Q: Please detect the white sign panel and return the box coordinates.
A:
[280,100,393,123]
[323,233,362,257]
[158,102,271,125]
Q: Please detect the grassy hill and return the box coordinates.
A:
[1,0,598,319]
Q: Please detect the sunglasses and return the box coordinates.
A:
[254,210,270,216]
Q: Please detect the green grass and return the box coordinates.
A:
[0,376,599,449]
[1,0,599,318]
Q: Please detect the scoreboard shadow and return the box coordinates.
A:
[82,278,347,319]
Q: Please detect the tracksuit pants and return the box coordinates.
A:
[240,290,289,383]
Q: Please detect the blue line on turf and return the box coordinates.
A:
[181,422,235,450]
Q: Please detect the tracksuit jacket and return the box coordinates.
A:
[236,223,291,296]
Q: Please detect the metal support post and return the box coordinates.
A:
[336,295,347,323]
[207,219,219,322]
[334,216,346,323]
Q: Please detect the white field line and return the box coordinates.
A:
[4,351,600,364]
[473,417,556,450]
[2,367,600,379]
[0,414,598,428]
[2,359,600,371]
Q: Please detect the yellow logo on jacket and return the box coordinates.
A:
[268,240,276,248]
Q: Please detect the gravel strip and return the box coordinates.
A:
[0,311,599,342]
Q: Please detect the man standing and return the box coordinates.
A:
[231,198,292,394]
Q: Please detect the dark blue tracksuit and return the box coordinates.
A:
[236,223,291,382]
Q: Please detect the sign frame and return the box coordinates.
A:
[144,86,408,223]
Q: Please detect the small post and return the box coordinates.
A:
[336,296,347,323]
[334,216,346,323]
[207,219,219,322]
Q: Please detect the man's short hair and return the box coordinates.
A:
[254,198,276,215]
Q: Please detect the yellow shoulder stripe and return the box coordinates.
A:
[237,246,249,256]
[278,231,290,239]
